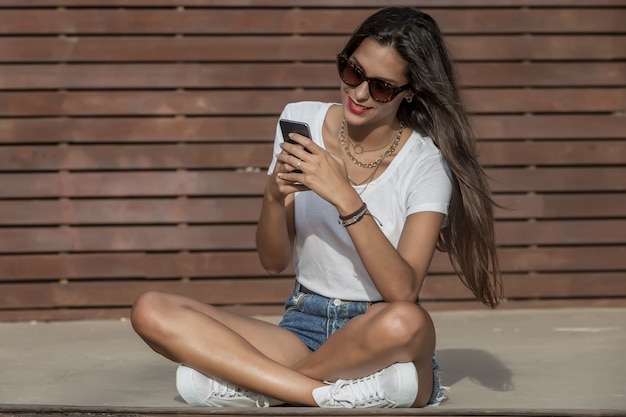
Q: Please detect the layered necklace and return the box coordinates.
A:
[338,119,404,187]
[349,137,394,154]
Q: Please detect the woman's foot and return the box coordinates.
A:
[312,362,418,408]
[176,365,284,407]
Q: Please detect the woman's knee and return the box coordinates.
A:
[367,302,434,349]
[130,291,174,337]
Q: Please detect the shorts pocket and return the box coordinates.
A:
[284,291,305,312]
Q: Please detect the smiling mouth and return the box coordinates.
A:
[348,96,371,113]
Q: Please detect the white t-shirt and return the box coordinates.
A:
[268,101,453,301]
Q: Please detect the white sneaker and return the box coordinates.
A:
[176,365,284,407]
[312,362,418,408]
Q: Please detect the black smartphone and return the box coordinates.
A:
[279,119,312,173]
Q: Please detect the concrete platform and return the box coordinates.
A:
[0,308,624,415]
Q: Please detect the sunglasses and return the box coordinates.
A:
[337,54,410,103]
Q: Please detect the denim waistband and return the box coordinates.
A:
[291,282,376,319]
[294,282,420,306]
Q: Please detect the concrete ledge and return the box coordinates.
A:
[1,405,626,417]
[0,308,624,414]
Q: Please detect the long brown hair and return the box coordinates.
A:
[341,7,503,307]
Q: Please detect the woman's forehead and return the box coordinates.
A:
[351,38,408,82]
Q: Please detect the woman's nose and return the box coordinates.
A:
[353,80,371,102]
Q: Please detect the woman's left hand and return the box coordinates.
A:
[277,133,357,207]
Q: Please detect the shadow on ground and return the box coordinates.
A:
[437,348,514,392]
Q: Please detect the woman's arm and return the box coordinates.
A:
[256,171,297,275]
[345,210,444,302]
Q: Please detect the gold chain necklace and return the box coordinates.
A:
[349,137,395,154]
[338,119,403,169]
[348,163,379,186]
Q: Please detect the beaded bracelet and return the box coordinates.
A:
[338,203,368,227]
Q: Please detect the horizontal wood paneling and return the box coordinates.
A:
[1,9,624,34]
[1,89,625,117]
[0,252,273,281]
[1,67,625,90]
[0,1,624,321]
[1,193,623,226]
[2,271,626,310]
[3,246,625,281]
[1,141,622,171]
[0,168,624,199]
[0,171,268,198]
[1,220,623,253]
[0,0,623,6]
[1,115,624,144]
[1,35,625,63]
[472,115,626,140]
[0,198,263,225]
[0,144,273,170]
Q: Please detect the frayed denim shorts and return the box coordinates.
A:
[278,284,443,406]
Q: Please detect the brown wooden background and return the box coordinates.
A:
[0,0,624,321]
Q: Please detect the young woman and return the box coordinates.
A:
[131,7,502,408]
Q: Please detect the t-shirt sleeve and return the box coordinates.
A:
[406,151,453,217]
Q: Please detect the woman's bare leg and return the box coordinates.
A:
[132,293,435,407]
[130,291,321,405]
[291,301,436,407]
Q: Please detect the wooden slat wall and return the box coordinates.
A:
[0,1,624,321]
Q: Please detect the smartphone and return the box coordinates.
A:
[279,119,312,173]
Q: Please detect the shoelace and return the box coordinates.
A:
[209,378,271,407]
[329,371,388,407]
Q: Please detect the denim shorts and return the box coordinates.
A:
[278,284,443,406]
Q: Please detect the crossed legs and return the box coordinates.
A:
[130,291,436,407]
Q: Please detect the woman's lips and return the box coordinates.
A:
[347,97,371,115]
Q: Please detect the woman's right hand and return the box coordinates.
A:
[267,140,311,203]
